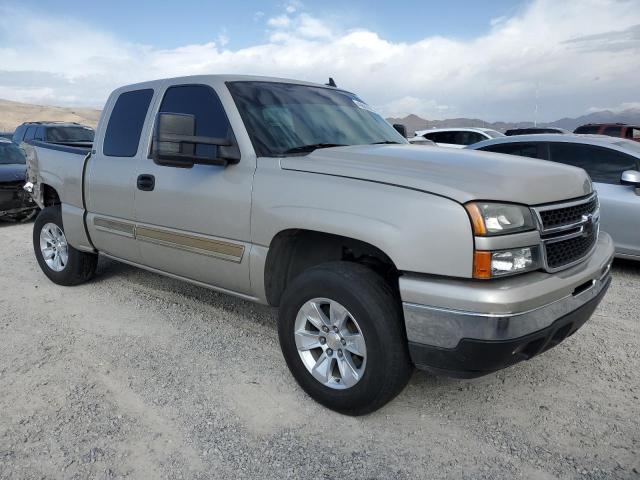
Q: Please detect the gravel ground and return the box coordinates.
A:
[0,221,638,480]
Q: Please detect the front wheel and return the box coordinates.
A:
[278,261,413,415]
[33,206,98,286]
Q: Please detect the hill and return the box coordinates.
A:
[387,109,640,136]
[0,98,101,133]
[1,98,639,137]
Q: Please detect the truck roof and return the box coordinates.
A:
[113,74,353,95]
[19,121,85,126]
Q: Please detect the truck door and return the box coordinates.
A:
[134,83,254,295]
[85,87,156,264]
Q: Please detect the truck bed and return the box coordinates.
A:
[24,140,91,211]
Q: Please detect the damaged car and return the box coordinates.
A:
[0,138,38,222]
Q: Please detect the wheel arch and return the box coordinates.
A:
[263,228,399,307]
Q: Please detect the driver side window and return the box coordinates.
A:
[158,85,234,158]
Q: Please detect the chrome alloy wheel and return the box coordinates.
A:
[294,298,367,390]
[39,222,69,272]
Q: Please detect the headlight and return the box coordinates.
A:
[465,202,535,236]
[473,246,541,279]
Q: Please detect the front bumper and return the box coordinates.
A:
[401,232,614,378]
[0,182,36,217]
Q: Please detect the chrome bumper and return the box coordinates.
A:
[401,232,615,349]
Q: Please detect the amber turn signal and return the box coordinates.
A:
[473,251,492,279]
[465,203,487,236]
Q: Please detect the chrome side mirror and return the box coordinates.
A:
[620,170,640,187]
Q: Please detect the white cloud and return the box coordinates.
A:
[216,32,229,47]
[285,0,301,14]
[267,14,291,28]
[0,0,639,121]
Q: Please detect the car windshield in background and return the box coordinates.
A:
[574,126,601,134]
[227,81,407,156]
[46,126,95,143]
[484,130,505,138]
[0,142,26,164]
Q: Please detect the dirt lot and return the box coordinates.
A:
[0,221,638,479]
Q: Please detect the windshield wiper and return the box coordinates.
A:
[370,140,402,144]
[283,143,347,154]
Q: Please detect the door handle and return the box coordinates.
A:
[137,174,155,191]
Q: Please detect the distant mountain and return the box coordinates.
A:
[387,108,640,136]
[546,109,640,131]
[0,98,100,133]
[1,97,639,138]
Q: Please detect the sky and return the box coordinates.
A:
[0,0,639,122]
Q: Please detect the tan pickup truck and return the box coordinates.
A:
[24,75,614,415]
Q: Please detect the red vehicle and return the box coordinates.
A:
[574,123,640,142]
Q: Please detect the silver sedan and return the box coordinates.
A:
[468,134,640,260]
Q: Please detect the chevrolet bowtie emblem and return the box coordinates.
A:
[582,214,594,237]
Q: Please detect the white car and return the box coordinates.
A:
[407,137,436,146]
[413,127,504,148]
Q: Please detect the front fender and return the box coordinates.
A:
[252,166,474,278]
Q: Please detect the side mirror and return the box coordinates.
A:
[392,124,407,138]
[151,112,240,168]
[620,170,640,187]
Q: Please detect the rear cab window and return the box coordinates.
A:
[103,89,154,157]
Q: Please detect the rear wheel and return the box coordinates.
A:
[278,261,412,415]
[33,206,98,285]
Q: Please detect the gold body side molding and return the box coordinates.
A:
[93,217,245,263]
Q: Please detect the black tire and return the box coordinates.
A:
[33,206,98,286]
[278,261,413,415]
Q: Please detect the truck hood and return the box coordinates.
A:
[280,145,592,205]
[0,164,26,183]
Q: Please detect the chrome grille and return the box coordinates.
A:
[545,232,598,269]
[538,196,598,231]
[532,193,599,272]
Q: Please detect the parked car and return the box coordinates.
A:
[413,127,504,148]
[0,138,38,221]
[0,132,13,140]
[12,122,95,148]
[574,123,640,142]
[505,127,568,136]
[408,136,437,146]
[24,75,613,415]
[469,134,640,260]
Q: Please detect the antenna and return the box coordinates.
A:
[325,77,337,88]
[534,81,539,127]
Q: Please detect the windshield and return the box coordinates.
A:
[46,126,94,143]
[484,129,505,138]
[0,142,26,164]
[575,126,600,134]
[227,81,407,156]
